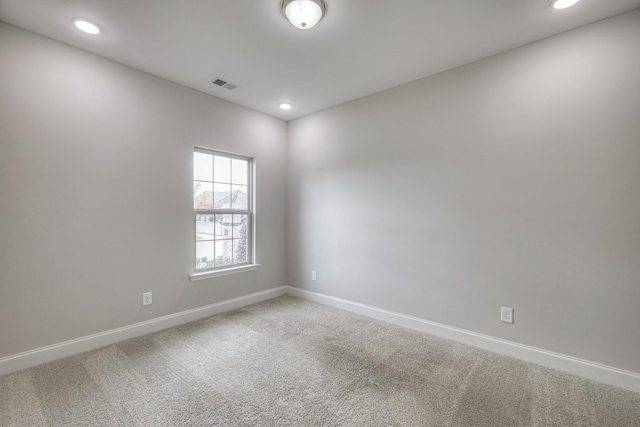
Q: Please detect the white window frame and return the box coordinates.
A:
[190,147,258,281]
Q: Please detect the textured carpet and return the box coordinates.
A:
[1,295,639,426]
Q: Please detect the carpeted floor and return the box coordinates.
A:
[1,295,639,426]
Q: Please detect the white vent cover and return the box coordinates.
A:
[212,78,237,91]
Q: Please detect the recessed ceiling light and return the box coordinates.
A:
[551,0,581,9]
[73,18,101,34]
[279,103,293,110]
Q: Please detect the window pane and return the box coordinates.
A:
[233,239,248,263]
[213,183,231,209]
[196,242,214,269]
[216,214,233,238]
[194,152,213,181]
[231,158,248,185]
[194,181,213,209]
[214,156,231,183]
[196,216,216,241]
[231,185,248,210]
[215,240,232,266]
[232,214,248,238]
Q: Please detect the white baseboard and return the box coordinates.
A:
[3,285,639,394]
[286,286,640,394]
[0,286,287,376]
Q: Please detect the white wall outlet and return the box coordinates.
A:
[142,292,152,306]
[311,271,317,281]
[501,307,514,323]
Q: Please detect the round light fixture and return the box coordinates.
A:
[551,0,581,9]
[73,18,101,34]
[279,103,293,110]
[281,0,326,30]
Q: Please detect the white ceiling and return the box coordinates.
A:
[2,0,640,120]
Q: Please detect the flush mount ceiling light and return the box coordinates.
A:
[281,0,326,30]
[279,103,293,110]
[72,18,101,34]
[551,0,581,9]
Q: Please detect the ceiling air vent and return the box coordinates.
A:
[212,78,238,91]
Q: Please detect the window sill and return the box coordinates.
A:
[189,264,260,282]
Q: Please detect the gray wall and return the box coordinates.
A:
[0,23,288,359]
[288,10,640,373]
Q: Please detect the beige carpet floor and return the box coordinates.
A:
[1,295,639,426]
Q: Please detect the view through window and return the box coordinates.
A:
[193,148,252,270]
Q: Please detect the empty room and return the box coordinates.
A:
[1,0,640,425]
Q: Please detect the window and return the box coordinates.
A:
[193,148,252,272]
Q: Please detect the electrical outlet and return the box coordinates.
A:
[142,292,152,306]
[311,271,317,281]
[501,307,513,324]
